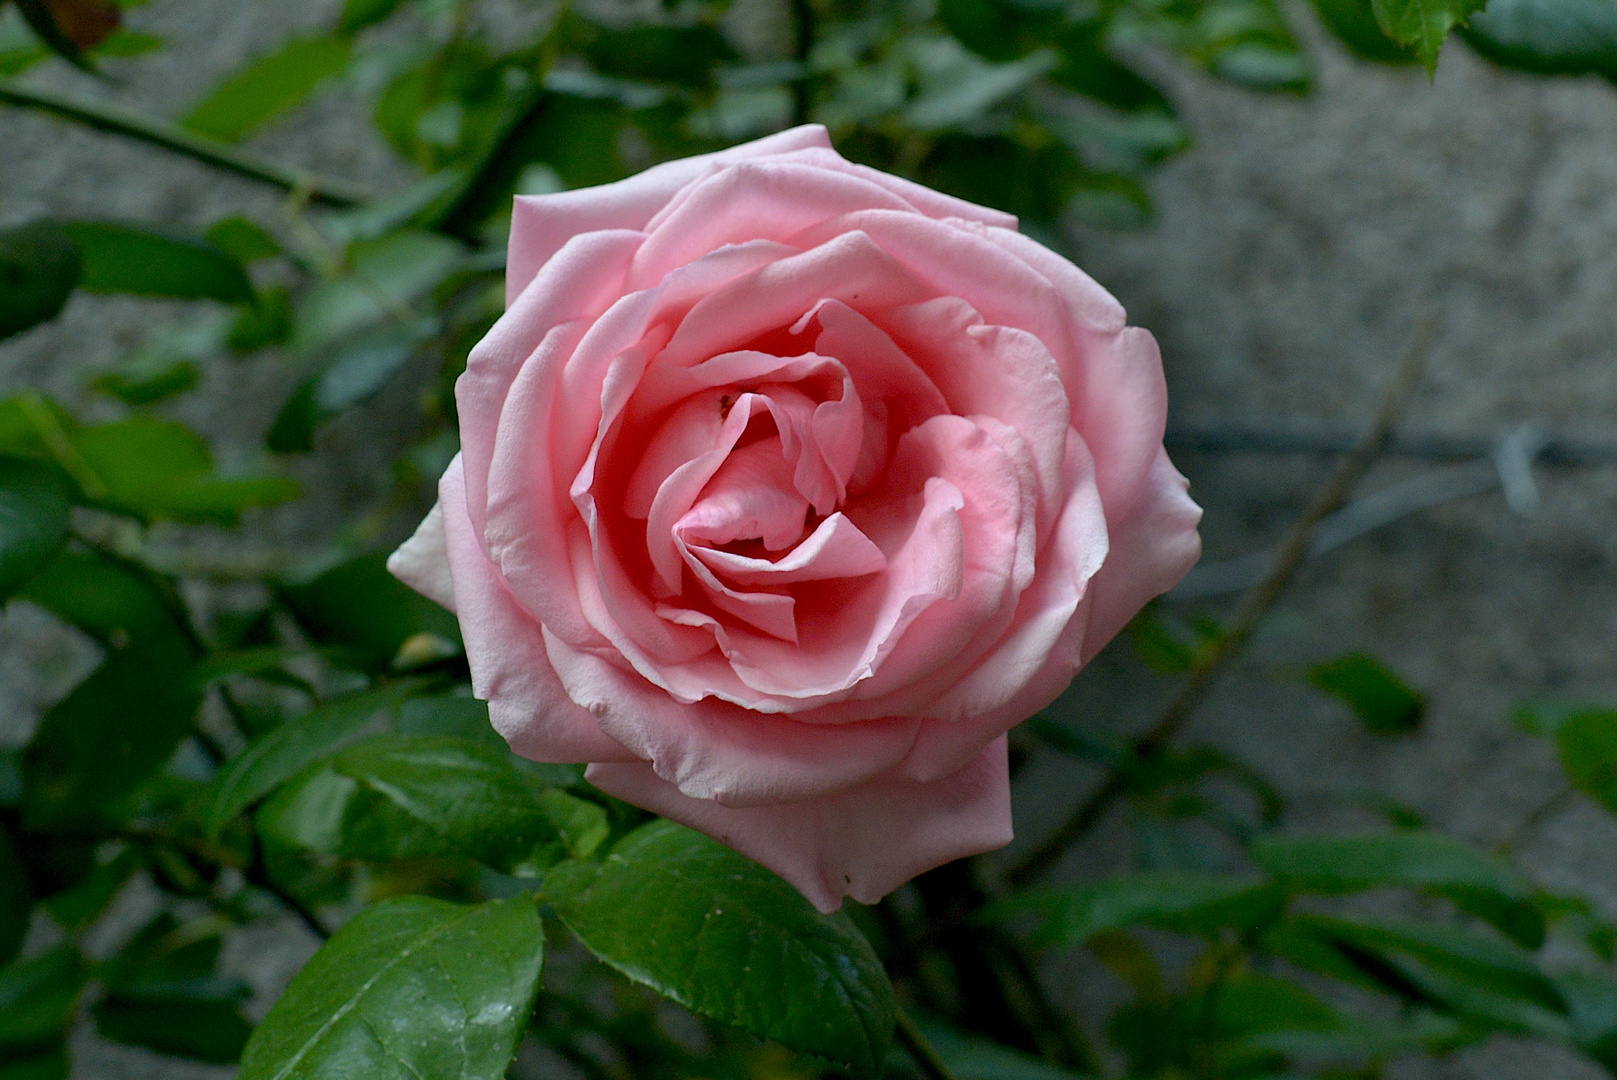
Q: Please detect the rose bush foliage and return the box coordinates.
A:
[389,125,1202,910]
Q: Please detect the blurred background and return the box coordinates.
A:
[2,0,1617,1076]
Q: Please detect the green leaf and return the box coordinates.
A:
[1554,708,1617,813]
[582,23,737,88]
[544,820,897,1078]
[72,415,299,522]
[894,1013,1089,1080]
[331,734,579,872]
[0,221,80,341]
[237,896,543,1080]
[19,550,183,645]
[227,287,293,354]
[280,552,459,670]
[0,824,29,967]
[63,221,252,303]
[1307,652,1425,734]
[268,324,425,453]
[205,216,281,264]
[203,681,419,836]
[293,230,462,349]
[1314,0,1422,61]
[40,845,140,931]
[22,635,202,830]
[1462,0,1617,76]
[91,355,200,406]
[339,0,407,34]
[261,736,607,874]
[1552,969,1617,1072]
[0,1048,67,1080]
[0,946,83,1054]
[1267,914,1566,1033]
[0,460,70,600]
[183,34,353,143]
[985,873,1285,946]
[93,996,252,1064]
[1252,831,1542,947]
[1371,0,1487,71]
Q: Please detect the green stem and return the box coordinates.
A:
[0,80,370,207]
[895,1007,958,1080]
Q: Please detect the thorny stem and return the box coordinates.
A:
[1005,317,1440,887]
[895,1007,959,1080]
[0,81,370,206]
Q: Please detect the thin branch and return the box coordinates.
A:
[895,1007,959,1080]
[1005,317,1438,888]
[0,80,370,207]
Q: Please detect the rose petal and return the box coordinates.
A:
[507,124,830,299]
[387,499,455,612]
[434,456,636,763]
[1079,447,1203,663]
[692,511,886,584]
[585,736,1012,912]
[547,628,921,805]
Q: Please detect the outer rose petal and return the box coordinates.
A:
[387,500,455,612]
[1080,448,1203,663]
[507,125,832,299]
[586,736,1012,913]
[432,455,638,764]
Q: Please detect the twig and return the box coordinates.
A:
[1005,317,1438,887]
[895,1007,959,1080]
[1493,785,1576,858]
[0,80,370,207]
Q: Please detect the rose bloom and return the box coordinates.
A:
[390,125,1200,912]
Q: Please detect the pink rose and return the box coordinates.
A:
[389,125,1201,911]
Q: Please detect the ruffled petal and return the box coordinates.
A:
[585,736,1012,913]
[547,628,921,805]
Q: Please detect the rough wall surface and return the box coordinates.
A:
[2,2,1615,1075]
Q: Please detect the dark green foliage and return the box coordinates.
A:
[0,222,80,341]
[279,552,460,669]
[182,34,353,143]
[0,461,69,600]
[62,222,253,303]
[236,896,544,1080]
[0,825,28,967]
[1463,0,1617,78]
[546,820,899,1077]
[1308,652,1426,734]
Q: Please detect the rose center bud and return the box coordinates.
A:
[615,349,885,648]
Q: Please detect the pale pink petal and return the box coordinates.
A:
[507,125,831,299]
[586,736,1012,913]
[1079,447,1203,663]
[655,230,935,369]
[767,147,1018,230]
[546,628,920,805]
[460,230,641,540]
[434,456,635,763]
[387,500,455,612]
[880,297,1070,540]
[626,161,916,289]
[898,434,1109,780]
[693,512,886,584]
